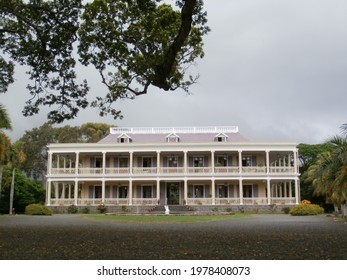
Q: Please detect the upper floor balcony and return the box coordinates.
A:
[50,165,296,177]
[48,149,298,178]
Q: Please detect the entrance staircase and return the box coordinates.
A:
[148,205,195,215]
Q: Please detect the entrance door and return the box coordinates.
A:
[167,183,180,205]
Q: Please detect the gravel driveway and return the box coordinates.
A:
[0,214,346,260]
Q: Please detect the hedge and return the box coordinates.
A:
[289,204,324,216]
[25,204,52,216]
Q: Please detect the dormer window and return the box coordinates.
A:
[117,133,132,143]
[215,133,228,142]
[166,133,180,142]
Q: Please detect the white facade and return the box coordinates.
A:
[46,126,300,207]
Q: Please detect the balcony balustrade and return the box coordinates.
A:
[269,166,295,173]
[187,167,212,174]
[104,198,129,205]
[160,167,185,174]
[215,198,240,205]
[186,198,213,205]
[50,165,295,176]
[214,166,239,174]
[51,168,76,175]
[241,167,266,173]
[49,197,296,206]
[79,168,103,174]
[105,167,130,174]
[132,167,157,174]
[243,197,268,205]
[132,198,158,205]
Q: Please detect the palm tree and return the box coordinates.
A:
[305,135,347,212]
[341,123,347,137]
[0,103,12,130]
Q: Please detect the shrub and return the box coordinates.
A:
[289,204,324,216]
[282,207,290,214]
[97,204,107,213]
[67,205,78,214]
[25,204,52,216]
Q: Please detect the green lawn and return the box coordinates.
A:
[81,213,252,224]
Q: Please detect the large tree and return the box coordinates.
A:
[0,165,45,214]
[19,122,112,180]
[0,104,12,203]
[0,0,209,122]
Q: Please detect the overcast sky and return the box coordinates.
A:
[2,0,347,144]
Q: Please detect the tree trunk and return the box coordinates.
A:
[9,168,15,215]
[0,166,3,203]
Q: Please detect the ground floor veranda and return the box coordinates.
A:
[47,178,300,206]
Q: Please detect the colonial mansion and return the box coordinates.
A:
[46,126,300,210]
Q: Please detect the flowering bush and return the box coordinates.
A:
[301,200,311,204]
[290,204,324,216]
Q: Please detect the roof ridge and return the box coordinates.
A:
[110,126,239,134]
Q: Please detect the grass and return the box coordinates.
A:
[81,213,252,224]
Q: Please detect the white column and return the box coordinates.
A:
[211,179,215,205]
[129,180,133,205]
[61,183,65,199]
[46,180,51,206]
[294,179,299,204]
[157,151,160,174]
[293,149,298,174]
[211,150,215,173]
[184,179,188,204]
[284,182,288,197]
[238,150,242,174]
[239,178,243,205]
[156,179,160,204]
[267,178,271,205]
[184,151,188,174]
[47,152,53,175]
[74,180,78,205]
[75,152,79,175]
[101,179,105,204]
[68,184,71,199]
[266,150,270,174]
[102,152,106,175]
[129,152,133,174]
